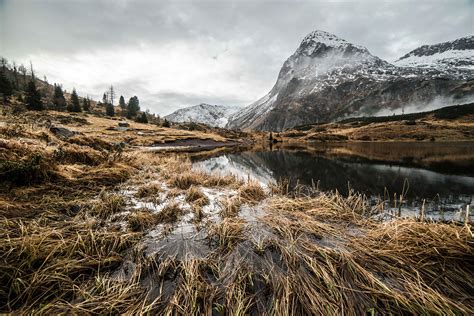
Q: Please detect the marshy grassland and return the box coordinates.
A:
[0,111,473,314]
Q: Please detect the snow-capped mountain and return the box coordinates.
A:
[227,31,474,131]
[164,103,241,127]
[394,36,474,71]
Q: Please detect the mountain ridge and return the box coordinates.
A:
[226,31,474,131]
[164,103,241,127]
[394,35,474,71]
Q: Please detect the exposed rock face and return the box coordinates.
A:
[394,36,474,71]
[164,103,241,128]
[49,126,76,139]
[227,31,474,131]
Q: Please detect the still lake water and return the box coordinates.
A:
[194,142,474,220]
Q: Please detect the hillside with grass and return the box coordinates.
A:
[278,102,474,142]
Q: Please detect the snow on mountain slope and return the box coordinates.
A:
[227,31,474,131]
[227,30,396,130]
[394,36,474,70]
[164,103,241,127]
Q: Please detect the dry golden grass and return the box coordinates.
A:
[128,208,159,232]
[207,217,247,250]
[168,170,205,189]
[167,167,239,190]
[1,184,472,314]
[281,116,474,143]
[90,192,127,219]
[238,181,266,203]
[156,201,185,223]
[1,111,473,315]
[219,196,242,218]
[185,186,209,207]
[205,173,239,187]
[0,216,141,313]
[135,182,163,198]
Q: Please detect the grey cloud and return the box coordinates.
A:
[1,0,472,115]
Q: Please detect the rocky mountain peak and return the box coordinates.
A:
[398,35,474,59]
[164,103,241,128]
[394,35,474,70]
[227,31,474,131]
[296,30,371,58]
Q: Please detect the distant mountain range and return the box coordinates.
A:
[164,103,241,127]
[226,31,474,131]
[164,31,473,131]
[394,36,473,71]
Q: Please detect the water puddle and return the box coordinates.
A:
[193,143,474,222]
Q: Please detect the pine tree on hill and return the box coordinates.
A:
[106,102,115,116]
[0,71,13,103]
[18,64,27,85]
[162,118,170,128]
[53,84,66,111]
[0,57,7,72]
[136,112,148,123]
[70,88,81,112]
[25,80,43,111]
[83,97,91,112]
[127,96,140,118]
[119,95,126,116]
[12,62,19,90]
[108,85,115,106]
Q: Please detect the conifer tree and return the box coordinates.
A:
[106,102,115,116]
[119,95,126,116]
[25,80,43,111]
[70,88,81,112]
[18,64,27,85]
[126,96,140,118]
[67,100,73,112]
[0,57,7,72]
[108,85,115,106]
[83,97,91,112]
[12,62,19,90]
[0,72,13,103]
[162,118,170,128]
[53,84,66,111]
[136,112,148,123]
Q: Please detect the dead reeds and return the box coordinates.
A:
[0,216,141,313]
[90,192,127,219]
[156,201,185,223]
[128,208,159,231]
[238,181,266,203]
[135,182,163,198]
[185,186,210,207]
[219,197,242,218]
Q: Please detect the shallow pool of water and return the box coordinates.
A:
[194,142,474,220]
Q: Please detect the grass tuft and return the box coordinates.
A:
[238,181,266,203]
[90,193,127,219]
[128,208,158,231]
[185,186,210,207]
[135,182,163,198]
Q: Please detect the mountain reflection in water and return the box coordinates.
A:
[193,142,474,216]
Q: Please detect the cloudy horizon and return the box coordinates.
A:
[1,0,472,116]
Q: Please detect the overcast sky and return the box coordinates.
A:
[1,0,472,115]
